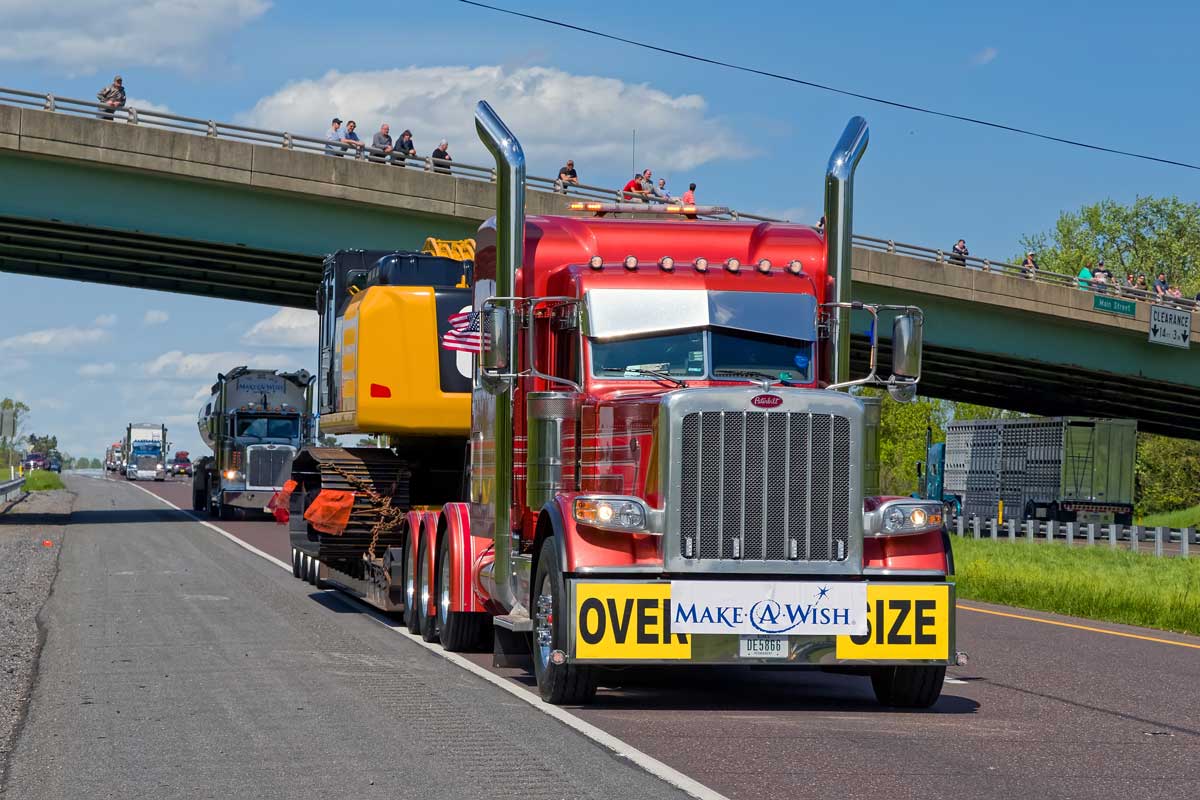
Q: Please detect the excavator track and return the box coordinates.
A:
[288,447,411,561]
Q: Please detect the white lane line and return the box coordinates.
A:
[124,480,727,800]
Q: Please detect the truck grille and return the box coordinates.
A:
[678,411,852,563]
[247,446,294,488]
[136,455,158,471]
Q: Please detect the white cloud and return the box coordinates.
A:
[144,309,169,325]
[94,313,117,327]
[0,0,270,74]
[239,66,747,173]
[78,362,117,377]
[243,308,317,349]
[126,97,171,114]
[970,47,998,66]
[142,350,298,379]
[0,325,110,352]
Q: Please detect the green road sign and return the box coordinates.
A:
[1093,294,1136,317]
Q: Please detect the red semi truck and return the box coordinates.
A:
[288,102,958,707]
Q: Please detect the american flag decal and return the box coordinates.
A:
[441,310,487,352]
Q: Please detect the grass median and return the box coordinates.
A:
[951,535,1200,636]
[22,470,64,491]
[1139,504,1200,529]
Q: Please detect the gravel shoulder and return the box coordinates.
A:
[0,488,73,789]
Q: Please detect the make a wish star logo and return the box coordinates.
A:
[815,586,830,603]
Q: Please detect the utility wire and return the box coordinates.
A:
[460,0,1200,172]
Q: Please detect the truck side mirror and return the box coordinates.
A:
[480,303,512,378]
[891,311,923,381]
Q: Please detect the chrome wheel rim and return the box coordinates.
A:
[404,549,415,612]
[534,572,554,670]
[438,549,451,630]
[419,550,430,620]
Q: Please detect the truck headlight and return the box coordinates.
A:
[223,470,242,481]
[867,500,942,537]
[157,463,164,469]
[572,496,661,534]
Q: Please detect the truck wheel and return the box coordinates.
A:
[435,532,488,652]
[532,537,596,705]
[292,548,302,579]
[191,486,205,512]
[870,665,945,708]
[419,536,439,643]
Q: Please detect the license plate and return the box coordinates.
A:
[739,635,788,659]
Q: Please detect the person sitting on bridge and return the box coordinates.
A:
[395,130,416,166]
[431,139,452,174]
[554,160,579,193]
[1021,251,1038,279]
[951,239,968,267]
[370,123,394,163]
[96,75,125,121]
[341,120,364,155]
[651,177,672,202]
[1154,272,1169,299]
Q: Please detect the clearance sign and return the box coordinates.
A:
[574,583,692,660]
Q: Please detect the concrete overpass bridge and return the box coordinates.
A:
[2,90,1198,438]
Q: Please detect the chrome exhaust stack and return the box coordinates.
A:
[474,100,525,608]
[824,117,869,388]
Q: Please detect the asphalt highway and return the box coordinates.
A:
[9,473,1199,800]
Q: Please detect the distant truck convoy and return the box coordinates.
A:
[105,442,123,472]
[192,367,314,519]
[124,423,168,481]
[944,417,1136,525]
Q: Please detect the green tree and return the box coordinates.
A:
[1135,434,1200,516]
[1019,196,1200,294]
[866,390,950,496]
[90,457,102,469]
[317,435,338,447]
[26,433,59,456]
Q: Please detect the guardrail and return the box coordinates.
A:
[0,476,25,506]
[951,515,1196,558]
[0,87,776,222]
[855,235,1199,313]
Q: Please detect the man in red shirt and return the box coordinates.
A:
[681,183,696,204]
[622,173,648,200]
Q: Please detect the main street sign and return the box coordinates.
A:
[1092,295,1136,317]
[1148,304,1191,349]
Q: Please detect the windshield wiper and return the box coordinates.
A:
[712,368,799,387]
[600,367,688,388]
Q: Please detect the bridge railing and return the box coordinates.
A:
[0,87,776,222]
[951,514,1197,558]
[855,234,1199,312]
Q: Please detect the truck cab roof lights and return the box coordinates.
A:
[787,260,805,275]
[623,255,638,271]
[588,255,604,270]
[756,258,772,274]
[725,258,741,273]
[658,256,675,272]
[693,257,709,273]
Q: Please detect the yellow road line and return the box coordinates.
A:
[957,604,1200,650]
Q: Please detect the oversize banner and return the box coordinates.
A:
[670,581,867,636]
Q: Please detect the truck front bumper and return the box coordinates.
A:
[565,579,956,667]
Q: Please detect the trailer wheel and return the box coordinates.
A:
[419,535,439,643]
[532,537,596,705]
[292,548,302,579]
[870,665,945,708]
[403,531,422,635]
[435,533,488,652]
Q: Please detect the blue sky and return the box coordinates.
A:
[3,0,1198,459]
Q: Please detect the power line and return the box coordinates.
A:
[459,0,1200,173]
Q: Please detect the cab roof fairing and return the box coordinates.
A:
[474,214,828,303]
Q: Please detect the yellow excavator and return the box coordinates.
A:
[288,238,475,562]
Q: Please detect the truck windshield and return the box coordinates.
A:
[591,329,812,382]
[235,416,299,440]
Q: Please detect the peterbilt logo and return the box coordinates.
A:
[750,394,783,408]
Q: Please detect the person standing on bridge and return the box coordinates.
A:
[1077,262,1093,290]
[341,120,364,155]
[370,123,394,164]
[96,75,125,121]
[431,139,452,174]
[1021,251,1038,279]
[951,239,968,267]
[396,130,416,167]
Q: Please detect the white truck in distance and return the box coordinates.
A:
[192,367,314,520]
[124,423,167,481]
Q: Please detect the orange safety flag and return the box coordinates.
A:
[267,479,298,525]
[303,489,355,535]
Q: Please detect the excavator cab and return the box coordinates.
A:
[316,241,475,437]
